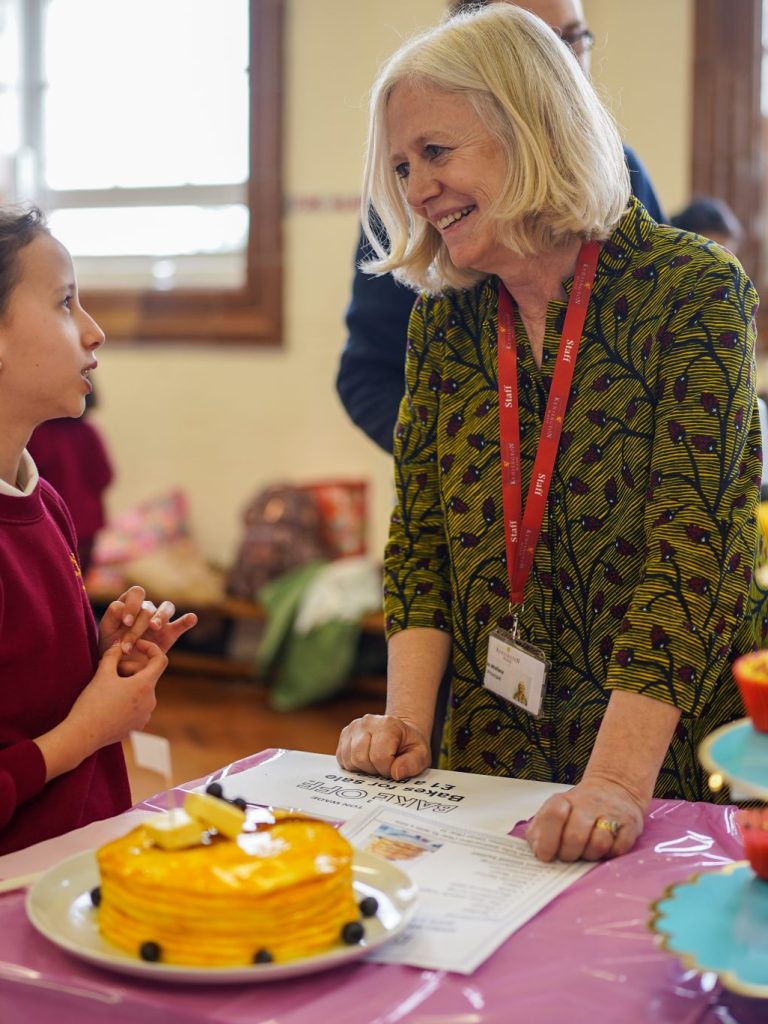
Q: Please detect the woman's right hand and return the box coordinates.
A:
[336,713,432,780]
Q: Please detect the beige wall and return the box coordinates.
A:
[587,0,693,215]
[94,0,691,570]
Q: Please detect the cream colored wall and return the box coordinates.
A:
[94,0,691,570]
[586,0,693,214]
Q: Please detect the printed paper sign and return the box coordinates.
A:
[342,804,595,973]
[213,749,569,836]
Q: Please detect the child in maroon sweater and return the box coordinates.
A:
[0,206,197,854]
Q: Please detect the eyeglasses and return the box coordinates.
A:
[556,27,595,56]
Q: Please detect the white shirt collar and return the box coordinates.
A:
[0,451,40,497]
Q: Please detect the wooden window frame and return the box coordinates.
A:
[691,0,764,338]
[77,0,283,346]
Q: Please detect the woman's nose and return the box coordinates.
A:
[406,164,440,212]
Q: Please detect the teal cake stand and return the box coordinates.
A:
[650,718,768,997]
[651,862,768,997]
[698,718,768,801]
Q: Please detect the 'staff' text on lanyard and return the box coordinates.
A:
[497,240,600,608]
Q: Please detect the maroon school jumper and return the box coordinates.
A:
[0,476,130,855]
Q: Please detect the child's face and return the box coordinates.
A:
[0,232,104,427]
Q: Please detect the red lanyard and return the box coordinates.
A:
[497,241,600,606]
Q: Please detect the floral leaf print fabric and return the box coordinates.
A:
[383,199,767,800]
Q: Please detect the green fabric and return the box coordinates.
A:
[256,561,326,675]
[269,619,362,711]
[256,561,363,710]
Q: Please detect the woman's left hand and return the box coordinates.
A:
[525,775,645,862]
[98,585,198,659]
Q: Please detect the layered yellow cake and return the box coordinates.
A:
[95,793,365,967]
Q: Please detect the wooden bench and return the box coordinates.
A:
[87,586,387,696]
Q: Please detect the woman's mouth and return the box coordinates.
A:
[436,205,475,231]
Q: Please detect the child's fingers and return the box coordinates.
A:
[164,611,198,644]
[133,638,168,664]
[119,601,159,653]
[99,594,131,633]
[105,598,126,621]
[116,585,147,628]
[149,600,176,631]
[179,611,198,633]
[99,642,124,669]
[118,639,167,680]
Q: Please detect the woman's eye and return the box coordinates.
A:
[62,295,72,310]
[394,161,409,180]
[425,144,446,160]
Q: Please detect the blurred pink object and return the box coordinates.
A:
[91,488,189,567]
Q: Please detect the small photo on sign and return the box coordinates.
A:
[365,822,443,863]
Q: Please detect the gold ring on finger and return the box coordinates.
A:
[594,817,621,837]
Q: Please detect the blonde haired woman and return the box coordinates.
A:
[337,4,765,862]
[364,3,628,291]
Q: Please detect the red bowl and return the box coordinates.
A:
[732,651,768,733]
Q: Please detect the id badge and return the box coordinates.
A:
[483,627,550,717]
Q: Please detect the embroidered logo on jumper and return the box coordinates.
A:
[69,551,86,592]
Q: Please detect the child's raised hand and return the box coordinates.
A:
[71,640,167,746]
[98,585,198,658]
[35,640,168,782]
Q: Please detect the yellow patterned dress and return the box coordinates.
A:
[384,199,767,801]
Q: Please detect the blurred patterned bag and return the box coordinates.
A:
[299,479,367,558]
[225,484,328,601]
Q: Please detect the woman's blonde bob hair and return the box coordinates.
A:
[361,3,630,293]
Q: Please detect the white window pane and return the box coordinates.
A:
[71,252,246,291]
[0,0,20,157]
[49,204,249,257]
[43,0,248,190]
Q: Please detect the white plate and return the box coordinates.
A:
[26,848,418,984]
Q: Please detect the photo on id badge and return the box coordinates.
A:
[507,657,536,712]
[513,679,529,707]
[484,628,548,716]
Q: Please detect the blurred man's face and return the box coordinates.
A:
[498,0,592,74]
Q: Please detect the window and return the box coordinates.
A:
[0,0,282,343]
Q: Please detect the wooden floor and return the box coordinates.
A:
[123,669,385,804]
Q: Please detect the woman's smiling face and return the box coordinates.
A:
[387,80,511,277]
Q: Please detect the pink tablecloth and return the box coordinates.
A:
[0,749,764,1024]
